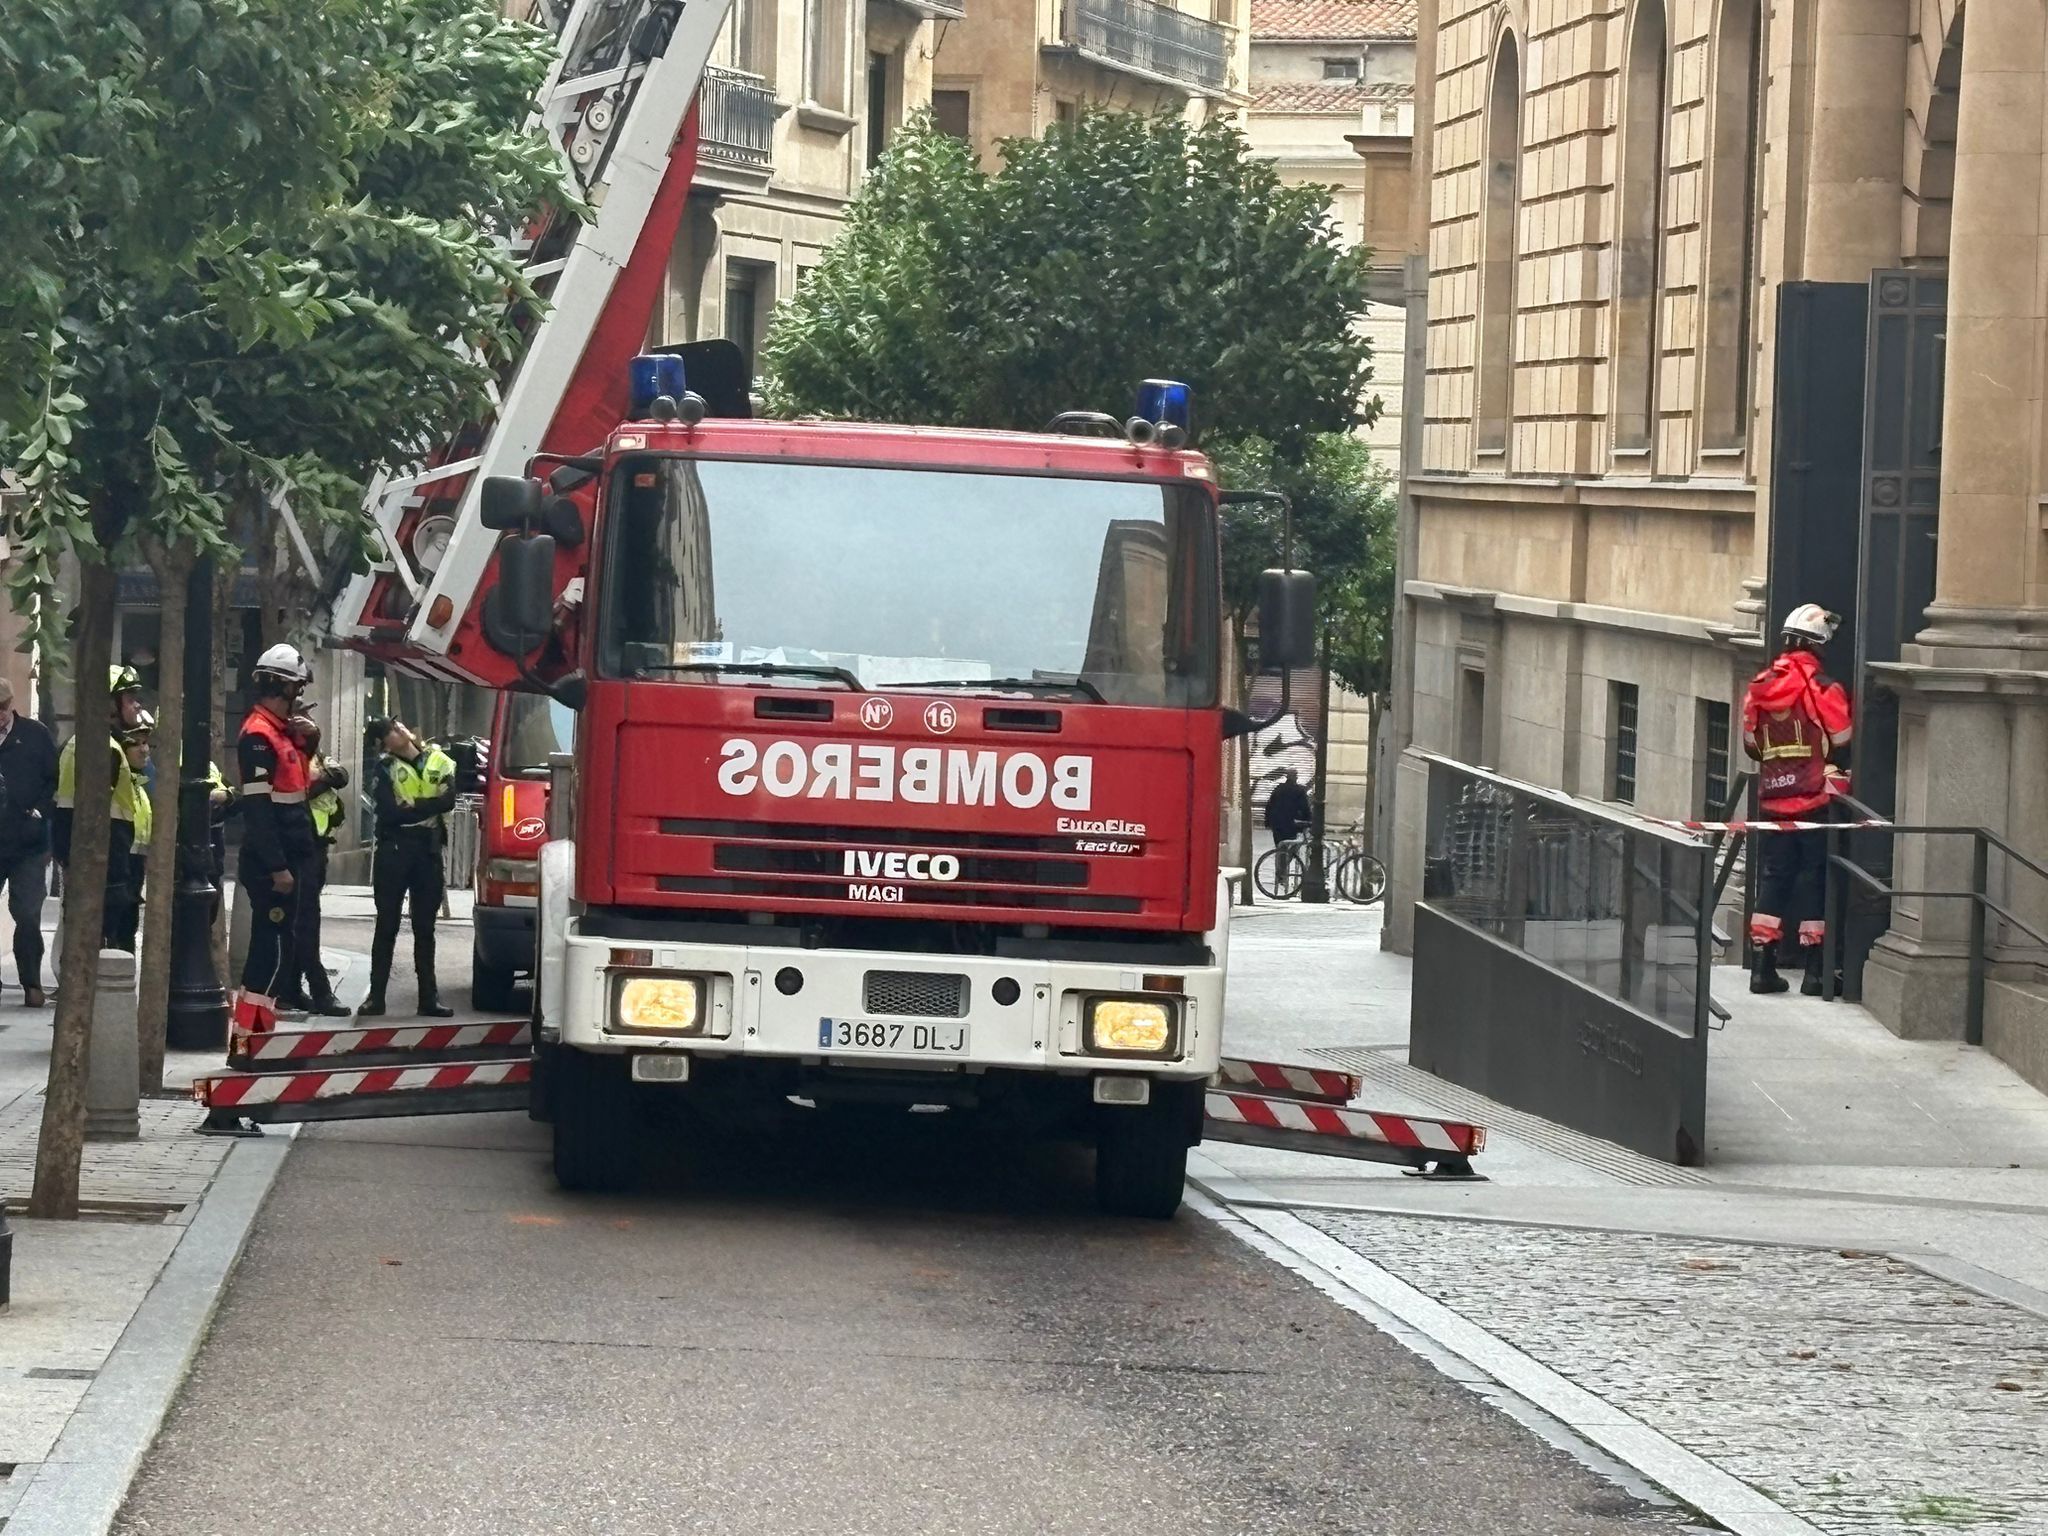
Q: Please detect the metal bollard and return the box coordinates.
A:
[85,948,141,1141]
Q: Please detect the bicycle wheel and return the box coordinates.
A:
[1353,853,1388,905]
[1334,849,1363,902]
[1254,844,1305,900]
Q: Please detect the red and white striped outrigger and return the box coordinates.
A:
[1206,1056,1485,1177]
[197,1017,535,1129]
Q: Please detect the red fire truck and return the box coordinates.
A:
[470,691,574,1011]
[477,370,1314,1216]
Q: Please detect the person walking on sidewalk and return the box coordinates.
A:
[362,717,457,1019]
[1742,604,1853,996]
[277,713,350,1017]
[0,679,58,1006]
[231,645,316,1038]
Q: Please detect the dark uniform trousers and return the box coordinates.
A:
[239,861,300,1001]
[292,844,333,1002]
[370,830,445,1001]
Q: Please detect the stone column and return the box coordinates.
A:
[1864,0,2048,1076]
[85,949,140,1141]
[1799,0,1910,283]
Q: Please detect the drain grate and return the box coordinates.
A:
[1311,1046,1713,1188]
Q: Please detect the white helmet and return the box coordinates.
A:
[253,642,310,686]
[1780,603,1839,645]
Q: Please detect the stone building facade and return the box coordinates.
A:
[1387,0,2048,1090]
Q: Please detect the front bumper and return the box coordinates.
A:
[550,929,1222,1081]
[473,901,536,973]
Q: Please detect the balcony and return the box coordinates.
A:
[1055,0,1231,97]
[876,0,966,19]
[699,65,778,170]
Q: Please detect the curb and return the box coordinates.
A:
[1189,1159,1829,1536]
[4,1127,298,1536]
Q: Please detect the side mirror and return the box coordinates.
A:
[481,476,543,531]
[1257,568,1318,672]
[487,533,557,656]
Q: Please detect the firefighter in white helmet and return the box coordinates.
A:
[1741,604,1853,995]
[228,644,316,1043]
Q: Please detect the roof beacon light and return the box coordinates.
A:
[1135,378,1192,436]
[629,353,687,419]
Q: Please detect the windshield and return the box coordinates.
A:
[597,456,1218,707]
[498,692,576,775]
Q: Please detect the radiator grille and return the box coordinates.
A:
[863,970,969,1018]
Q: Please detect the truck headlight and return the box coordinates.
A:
[613,974,704,1035]
[1084,996,1178,1057]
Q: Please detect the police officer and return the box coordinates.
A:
[277,714,350,1017]
[232,644,315,1036]
[54,666,149,949]
[112,714,154,952]
[363,717,457,1019]
[1742,604,1854,995]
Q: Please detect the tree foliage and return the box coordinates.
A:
[1209,433,1396,699]
[0,0,571,643]
[763,112,1377,448]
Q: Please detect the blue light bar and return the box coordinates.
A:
[629,353,687,417]
[1135,378,1192,434]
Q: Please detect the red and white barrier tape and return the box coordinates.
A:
[1203,1088,1485,1155]
[1643,816,1892,834]
[230,1020,530,1063]
[1215,1057,1362,1102]
[196,1058,530,1109]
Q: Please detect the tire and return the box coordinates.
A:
[1253,844,1304,901]
[1094,1090,1195,1219]
[551,1049,637,1193]
[471,938,519,1014]
[1352,854,1388,905]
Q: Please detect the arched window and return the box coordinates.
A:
[1475,34,1521,458]
[1613,0,1669,455]
[1701,0,1762,448]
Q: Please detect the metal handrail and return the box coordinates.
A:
[1821,818,2048,1047]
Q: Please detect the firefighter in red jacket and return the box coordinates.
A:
[231,643,316,1039]
[1741,604,1853,995]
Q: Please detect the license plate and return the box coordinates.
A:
[817,1017,970,1056]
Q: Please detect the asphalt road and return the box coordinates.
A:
[114,911,1678,1536]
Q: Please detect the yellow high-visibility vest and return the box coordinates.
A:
[56,735,140,823]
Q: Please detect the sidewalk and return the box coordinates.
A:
[0,892,370,1531]
[1205,900,2048,1536]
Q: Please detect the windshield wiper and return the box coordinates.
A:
[880,675,1105,703]
[637,660,866,691]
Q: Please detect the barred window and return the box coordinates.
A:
[1700,699,1731,816]
[1610,683,1640,805]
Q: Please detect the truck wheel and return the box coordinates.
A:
[1094,1093,1193,1220]
[472,940,518,1014]
[552,1050,637,1193]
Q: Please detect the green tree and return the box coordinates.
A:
[763,111,1376,447]
[1,0,567,1216]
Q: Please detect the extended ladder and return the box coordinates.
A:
[329,0,733,684]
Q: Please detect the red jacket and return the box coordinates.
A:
[1742,650,1851,815]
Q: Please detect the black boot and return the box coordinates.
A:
[358,994,387,1017]
[1801,946,1825,996]
[1749,947,1789,994]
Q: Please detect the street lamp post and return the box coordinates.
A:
[165,557,227,1050]
[1302,625,1334,904]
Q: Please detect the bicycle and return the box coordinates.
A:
[1253,835,1317,900]
[1252,816,1388,904]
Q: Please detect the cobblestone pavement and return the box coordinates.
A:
[0,1094,228,1212]
[1303,1210,2048,1535]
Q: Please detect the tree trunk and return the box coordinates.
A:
[32,557,116,1219]
[211,564,234,987]
[136,540,195,1093]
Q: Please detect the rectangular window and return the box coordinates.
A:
[933,87,971,141]
[805,0,849,110]
[1699,699,1731,816]
[1321,56,1360,80]
[867,51,891,166]
[1054,98,1077,129]
[1457,668,1486,766]
[1609,682,1640,805]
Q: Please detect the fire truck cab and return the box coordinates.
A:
[478,366,1314,1218]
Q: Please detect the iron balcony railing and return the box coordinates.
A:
[1060,0,1231,96]
[699,64,777,168]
